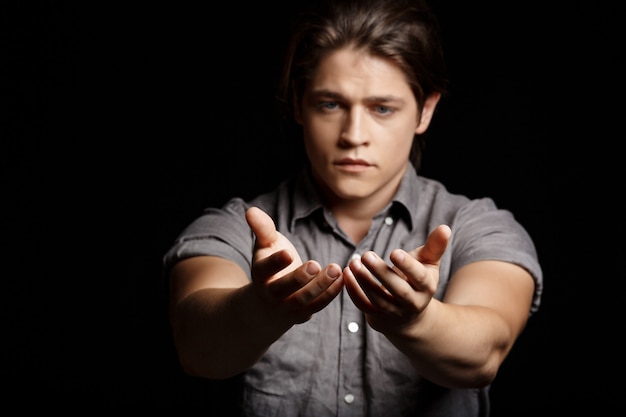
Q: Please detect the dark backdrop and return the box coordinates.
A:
[4,1,620,414]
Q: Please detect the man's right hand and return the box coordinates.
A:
[246,206,344,324]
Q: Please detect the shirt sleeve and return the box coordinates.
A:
[162,197,254,280]
[448,197,543,314]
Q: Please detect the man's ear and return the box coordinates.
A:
[415,92,441,134]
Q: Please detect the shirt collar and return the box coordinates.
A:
[392,164,420,231]
[290,164,420,231]
[291,166,325,229]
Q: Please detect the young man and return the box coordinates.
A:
[164,0,542,415]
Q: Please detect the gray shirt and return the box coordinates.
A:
[163,164,543,417]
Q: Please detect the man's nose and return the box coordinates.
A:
[339,108,369,146]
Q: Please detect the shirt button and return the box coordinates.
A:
[344,393,355,404]
[348,322,359,333]
[384,216,393,226]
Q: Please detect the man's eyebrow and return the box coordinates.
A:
[364,95,405,105]
[309,89,405,104]
[309,89,344,100]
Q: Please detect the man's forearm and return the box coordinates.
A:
[381,300,513,389]
[171,285,293,379]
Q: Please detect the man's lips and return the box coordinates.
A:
[334,158,372,172]
[335,158,371,166]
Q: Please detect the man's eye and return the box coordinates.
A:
[374,105,392,114]
[320,101,339,110]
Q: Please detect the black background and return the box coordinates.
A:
[4,1,621,414]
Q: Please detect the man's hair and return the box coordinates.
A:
[277,0,448,170]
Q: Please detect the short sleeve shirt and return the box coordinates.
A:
[163,164,543,417]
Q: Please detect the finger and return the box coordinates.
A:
[251,249,293,283]
[267,260,321,298]
[303,266,345,312]
[345,264,404,316]
[360,252,425,306]
[416,224,451,265]
[300,263,341,296]
[285,272,344,325]
[343,266,379,314]
[347,256,396,303]
[285,263,342,304]
[245,206,278,248]
[359,251,401,292]
[389,249,432,291]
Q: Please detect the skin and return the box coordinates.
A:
[294,47,440,242]
[169,46,535,388]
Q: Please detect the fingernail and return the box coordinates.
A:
[328,265,341,279]
[306,262,320,276]
[362,252,376,263]
[393,251,405,263]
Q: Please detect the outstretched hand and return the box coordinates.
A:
[344,224,451,332]
[246,207,344,325]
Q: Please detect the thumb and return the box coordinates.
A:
[245,206,278,248]
[417,225,451,265]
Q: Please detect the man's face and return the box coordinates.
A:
[296,46,438,207]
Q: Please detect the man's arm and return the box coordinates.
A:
[343,225,535,388]
[168,207,344,379]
